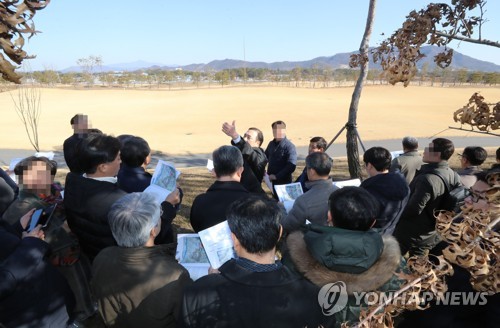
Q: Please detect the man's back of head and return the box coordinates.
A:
[363,147,392,173]
[461,146,487,167]
[80,134,121,175]
[108,193,161,248]
[402,136,418,151]
[305,152,332,178]
[213,145,243,179]
[120,136,151,168]
[328,187,379,231]
[227,196,281,254]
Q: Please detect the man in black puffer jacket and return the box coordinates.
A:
[361,147,410,236]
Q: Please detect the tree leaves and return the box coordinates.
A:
[0,0,50,83]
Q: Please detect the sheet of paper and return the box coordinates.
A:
[150,160,180,191]
[274,182,303,203]
[198,221,235,269]
[390,150,404,159]
[176,234,210,280]
[332,178,361,188]
[144,160,180,203]
[206,159,214,172]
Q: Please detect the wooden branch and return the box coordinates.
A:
[448,126,500,137]
[434,31,500,48]
[354,276,424,328]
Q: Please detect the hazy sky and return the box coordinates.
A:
[22,0,500,71]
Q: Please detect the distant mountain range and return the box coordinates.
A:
[61,46,500,73]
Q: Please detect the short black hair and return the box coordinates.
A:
[79,134,121,174]
[70,114,87,125]
[462,146,487,166]
[496,147,500,161]
[248,127,264,146]
[227,196,281,253]
[14,156,57,177]
[328,187,379,231]
[310,136,327,150]
[402,136,418,150]
[306,152,332,176]
[120,136,151,167]
[363,147,392,172]
[432,138,455,161]
[212,145,243,178]
[271,120,286,129]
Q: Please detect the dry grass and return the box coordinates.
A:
[1,85,499,154]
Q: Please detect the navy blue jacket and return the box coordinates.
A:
[265,137,297,185]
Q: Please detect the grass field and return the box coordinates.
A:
[1,85,499,154]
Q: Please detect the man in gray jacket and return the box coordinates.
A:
[394,138,462,256]
[390,136,423,184]
[281,152,337,232]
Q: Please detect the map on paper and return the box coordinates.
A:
[144,160,181,204]
[198,221,235,269]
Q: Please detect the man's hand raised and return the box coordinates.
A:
[222,120,239,139]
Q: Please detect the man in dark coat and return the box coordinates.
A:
[265,120,297,198]
[182,196,335,328]
[65,134,181,261]
[394,138,462,256]
[190,145,249,232]
[0,212,75,327]
[0,169,16,216]
[63,114,90,174]
[361,147,410,235]
[221,120,268,194]
[117,136,153,193]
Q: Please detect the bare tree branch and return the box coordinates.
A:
[434,31,500,48]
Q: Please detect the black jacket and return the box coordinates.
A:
[231,138,268,183]
[0,222,75,327]
[189,181,249,232]
[63,133,87,174]
[360,171,410,235]
[65,173,178,260]
[117,165,152,193]
[64,173,127,261]
[265,137,297,185]
[181,258,335,328]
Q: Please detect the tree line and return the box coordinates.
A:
[3,65,499,89]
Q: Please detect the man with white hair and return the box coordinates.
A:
[91,192,191,328]
[390,136,423,184]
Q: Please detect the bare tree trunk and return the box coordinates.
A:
[346,0,376,179]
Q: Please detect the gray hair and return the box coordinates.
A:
[212,145,244,178]
[108,192,161,247]
[402,136,418,150]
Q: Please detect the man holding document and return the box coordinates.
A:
[182,196,334,328]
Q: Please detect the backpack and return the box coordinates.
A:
[430,170,470,213]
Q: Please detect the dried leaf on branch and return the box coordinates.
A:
[0,0,50,83]
[453,92,500,131]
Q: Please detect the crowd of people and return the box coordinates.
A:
[0,113,498,328]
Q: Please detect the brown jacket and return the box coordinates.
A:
[91,244,192,328]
